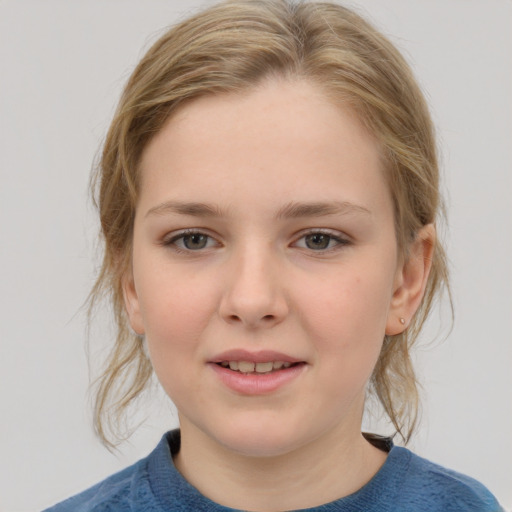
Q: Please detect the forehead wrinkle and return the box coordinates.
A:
[276,201,372,220]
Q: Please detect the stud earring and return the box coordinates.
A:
[399,317,406,325]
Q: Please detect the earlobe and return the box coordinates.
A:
[122,271,145,335]
[386,224,435,335]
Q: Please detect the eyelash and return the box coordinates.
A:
[162,229,219,253]
[293,230,351,253]
[162,229,351,254]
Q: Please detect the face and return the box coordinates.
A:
[124,79,416,458]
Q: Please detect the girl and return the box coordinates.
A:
[44,1,504,510]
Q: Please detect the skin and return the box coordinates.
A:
[123,78,434,511]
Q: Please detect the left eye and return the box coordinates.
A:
[295,232,346,251]
[166,232,217,251]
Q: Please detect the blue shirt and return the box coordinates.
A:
[44,430,504,511]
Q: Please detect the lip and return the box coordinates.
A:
[208,349,307,395]
[210,349,303,364]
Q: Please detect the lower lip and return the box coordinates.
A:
[209,363,306,395]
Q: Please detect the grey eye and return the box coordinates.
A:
[182,233,209,250]
[304,233,332,250]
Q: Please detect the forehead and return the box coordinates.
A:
[137,78,389,218]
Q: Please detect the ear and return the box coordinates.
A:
[122,269,145,335]
[386,224,435,335]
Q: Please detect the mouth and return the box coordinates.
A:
[209,350,306,393]
[215,360,301,374]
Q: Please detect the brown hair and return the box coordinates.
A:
[89,0,450,447]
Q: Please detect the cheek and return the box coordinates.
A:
[136,256,216,330]
[134,266,218,379]
[296,268,393,369]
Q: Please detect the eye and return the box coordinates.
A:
[164,231,218,251]
[294,231,349,251]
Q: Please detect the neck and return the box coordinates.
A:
[174,421,387,512]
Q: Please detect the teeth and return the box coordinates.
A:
[220,360,295,374]
[238,361,255,373]
[255,362,273,373]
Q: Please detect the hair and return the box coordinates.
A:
[89,0,450,448]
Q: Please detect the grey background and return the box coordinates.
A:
[0,1,511,510]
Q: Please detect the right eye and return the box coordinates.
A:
[164,231,218,252]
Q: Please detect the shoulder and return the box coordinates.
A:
[42,431,180,512]
[390,446,504,511]
[42,459,148,512]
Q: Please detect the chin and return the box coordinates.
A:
[206,415,315,459]
[222,433,299,458]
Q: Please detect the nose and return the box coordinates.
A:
[218,244,289,329]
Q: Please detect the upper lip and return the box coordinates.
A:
[210,349,303,364]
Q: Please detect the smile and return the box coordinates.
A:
[210,354,306,394]
[218,361,294,374]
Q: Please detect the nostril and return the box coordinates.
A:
[222,310,283,327]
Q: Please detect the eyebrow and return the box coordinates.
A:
[144,200,371,219]
[145,201,224,218]
[275,200,371,219]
